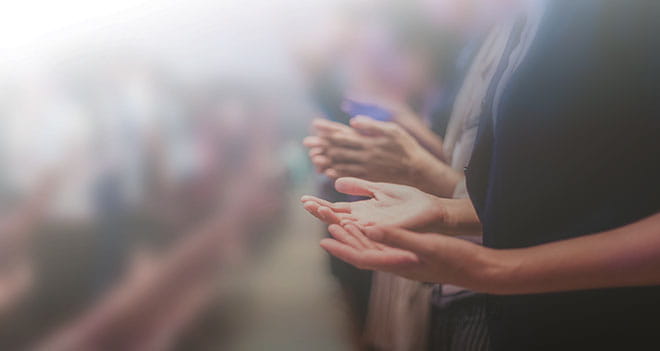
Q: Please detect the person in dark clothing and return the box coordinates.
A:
[302,1,660,350]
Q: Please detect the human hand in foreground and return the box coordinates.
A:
[301,177,481,236]
[326,211,660,295]
[321,223,497,290]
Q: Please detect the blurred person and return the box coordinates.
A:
[310,118,448,351]
[303,1,521,349]
[0,161,76,317]
[0,149,88,350]
[301,3,471,349]
[305,117,460,197]
[303,1,660,350]
[35,116,287,350]
[302,1,526,349]
[35,200,242,351]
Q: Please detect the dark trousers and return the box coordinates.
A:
[428,294,490,351]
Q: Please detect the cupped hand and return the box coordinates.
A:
[321,223,498,290]
[301,177,442,231]
[303,118,362,174]
[302,117,460,197]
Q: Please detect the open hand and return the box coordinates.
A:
[321,223,498,290]
[301,177,482,236]
[302,177,442,231]
[303,117,460,197]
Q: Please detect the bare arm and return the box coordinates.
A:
[395,113,446,161]
[486,212,660,294]
[319,212,660,295]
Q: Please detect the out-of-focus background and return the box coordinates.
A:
[0,0,475,349]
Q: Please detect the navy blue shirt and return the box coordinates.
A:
[466,1,660,349]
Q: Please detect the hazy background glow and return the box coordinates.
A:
[0,1,466,349]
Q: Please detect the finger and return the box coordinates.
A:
[303,136,328,149]
[344,222,377,249]
[328,224,366,250]
[318,206,341,224]
[311,155,331,169]
[334,177,378,197]
[320,238,368,269]
[303,201,352,222]
[308,147,325,158]
[325,165,367,179]
[350,116,399,137]
[342,222,385,249]
[300,196,351,213]
[325,133,364,149]
[303,201,325,222]
[313,118,352,135]
[326,148,366,163]
[361,248,420,269]
[324,168,339,179]
[365,226,433,256]
[320,239,418,271]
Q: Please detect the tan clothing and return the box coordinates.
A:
[364,273,433,351]
[362,26,514,351]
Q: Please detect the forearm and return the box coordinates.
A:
[483,212,660,295]
[409,152,462,198]
[428,197,482,236]
[400,119,446,161]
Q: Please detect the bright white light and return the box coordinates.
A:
[0,1,151,63]
[0,0,337,76]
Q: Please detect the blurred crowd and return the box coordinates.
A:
[299,0,660,351]
[1,0,660,350]
[297,1,498,350]
[0,54,307,349]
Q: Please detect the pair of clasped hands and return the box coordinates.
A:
[301,115,499,293]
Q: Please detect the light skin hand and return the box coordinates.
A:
[326,212,660,296]
[303,118,362,174]
[303,117,461,197]
[321,223,497,289]
[301,177,482,236]
[327,117,426,182]
[342,97,446,159]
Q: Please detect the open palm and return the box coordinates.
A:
[301,177,441,231]
[320,223,489,288]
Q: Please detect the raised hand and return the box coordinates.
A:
[321,223,497,290]
[321,223,421,272]
[303,117,460,197]
[302,177,443,230]
[301,177,482,236]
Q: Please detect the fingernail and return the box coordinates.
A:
[325,169,338,179]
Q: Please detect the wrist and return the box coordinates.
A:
[472,248,523,295]
[429,197,455,232]
[427,197,474,235]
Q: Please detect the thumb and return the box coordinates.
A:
[365,226,432,256]
[350,116,398,137]
[335,177,377,197]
